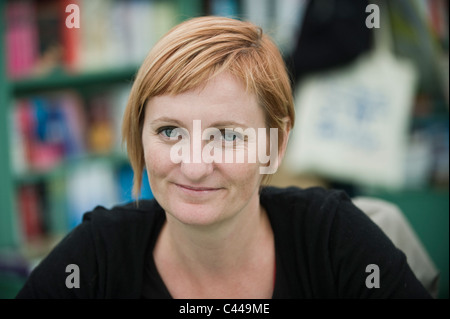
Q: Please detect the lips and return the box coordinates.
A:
[175,183,221,192]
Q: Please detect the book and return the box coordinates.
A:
[12,99,34,173]
[61,0,81,71]
[11,92,87,173]
[5,1,38,78]
[6,0,184,76]
[17,185,44,242]
[58,91,87,157]
[33,0,64,75]
[30,96,66,171]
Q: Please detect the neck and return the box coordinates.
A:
[156,195,270,277]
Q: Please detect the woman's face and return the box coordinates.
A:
[142,72,269,227]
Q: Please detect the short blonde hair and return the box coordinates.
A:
[122,16,295,197]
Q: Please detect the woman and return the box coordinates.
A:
[17,16,430,299]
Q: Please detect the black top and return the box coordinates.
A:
[16,186,431,299]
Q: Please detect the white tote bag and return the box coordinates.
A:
[285,6,418,189]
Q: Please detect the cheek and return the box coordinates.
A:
[221,161,263,189]
[143,141,173,178]
[143,144,174,201]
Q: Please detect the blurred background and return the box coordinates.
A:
[0,0,448,298]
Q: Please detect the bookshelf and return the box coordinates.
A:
[0,0,204,297]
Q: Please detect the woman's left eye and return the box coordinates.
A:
[222,131,238,142]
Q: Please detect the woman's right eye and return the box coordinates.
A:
[158,127,179,139]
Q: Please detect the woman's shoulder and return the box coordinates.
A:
[83,198,164,224]
[260,185,364,242]
[15,199,165,298]
[260,185,352,216]
[81,198,166,244]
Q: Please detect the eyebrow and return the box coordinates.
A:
[150,117,249,129]
[209,121,250,129]
[150,117,186,127]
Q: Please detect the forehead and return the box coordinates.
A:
[144,72,265,127]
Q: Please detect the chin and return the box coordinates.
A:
[167,202,228,227]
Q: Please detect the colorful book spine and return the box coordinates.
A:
[17,185,43,242]
[5,1,38,78]
[5,0,180,77]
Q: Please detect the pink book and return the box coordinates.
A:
[6,1,38,78]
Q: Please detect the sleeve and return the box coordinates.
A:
[15,216,100,299]
[327,193,432,299]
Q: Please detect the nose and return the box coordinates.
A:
[180,160,214,181]
[177,120,214,181]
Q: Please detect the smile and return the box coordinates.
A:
[175,183,223,194]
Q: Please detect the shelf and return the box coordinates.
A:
[0,0,205,267]
[13,152,129,185]
[11,66,139,96]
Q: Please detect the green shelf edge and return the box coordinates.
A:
[12,66,139,96]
